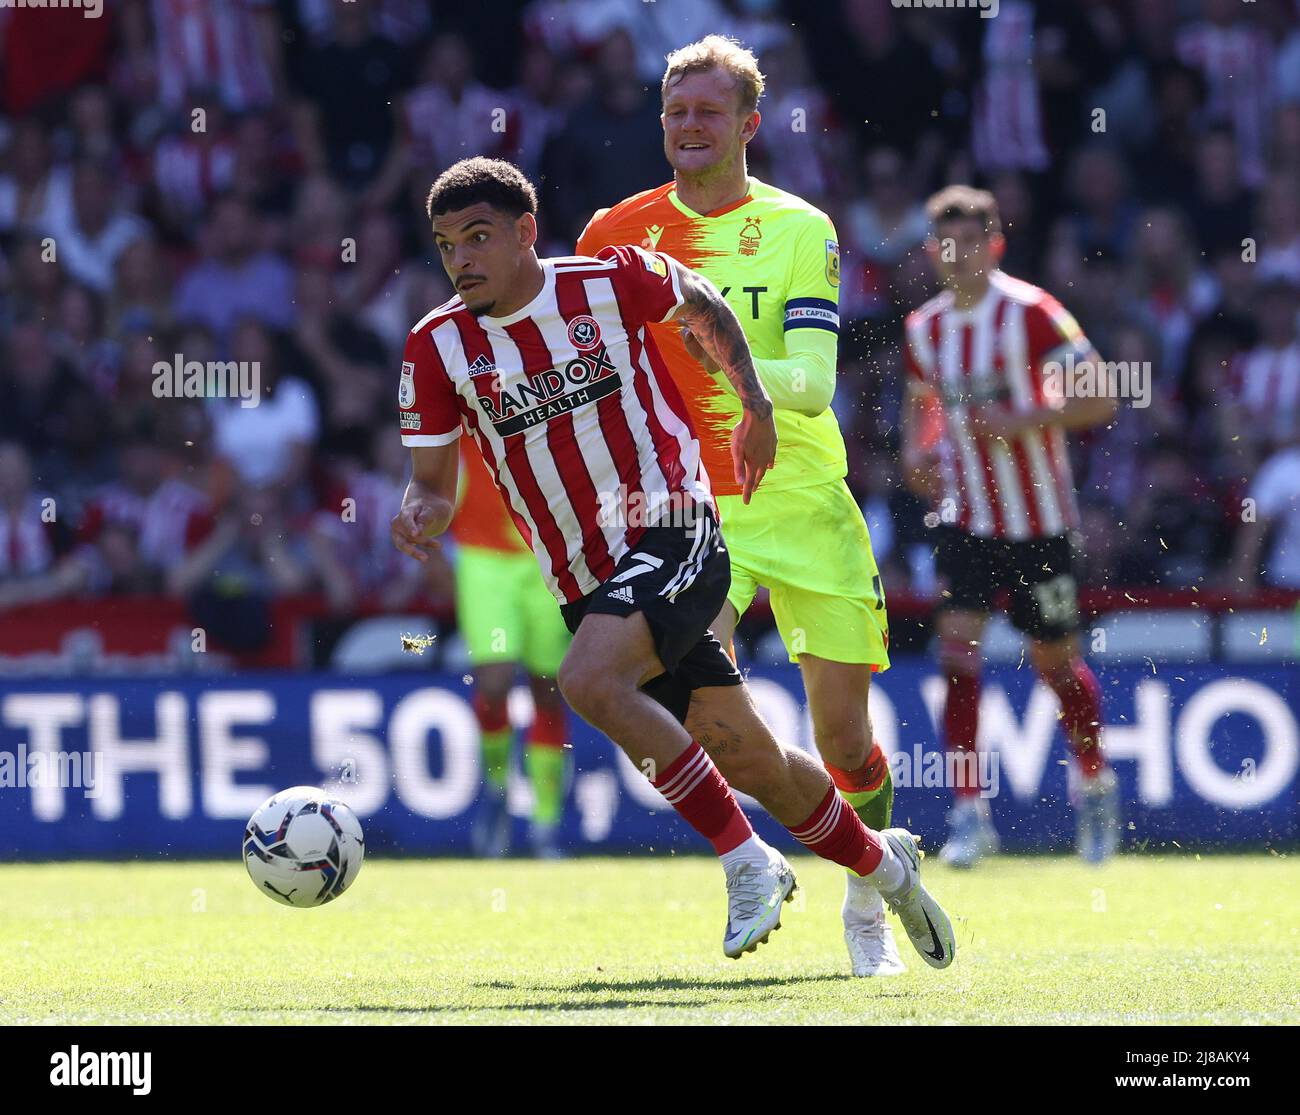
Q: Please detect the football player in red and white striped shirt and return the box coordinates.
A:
[390,159,955,965]
[901,185,1121,867]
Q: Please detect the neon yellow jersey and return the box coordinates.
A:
[578,177,846,497]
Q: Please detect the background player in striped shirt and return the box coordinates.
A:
[579,37,902,977]
[389,158,954,964]
[901,186,1121,867]
[452,444,572,859]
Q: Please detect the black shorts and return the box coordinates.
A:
[560,504,742,724]
[934,527,1082,640]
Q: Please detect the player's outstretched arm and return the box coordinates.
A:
[672,261,777,501]
[391,443,459,563]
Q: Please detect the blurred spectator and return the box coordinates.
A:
[168,485,314,650]
[148,0,282,114]
[799,0,948,159]
[497,44,568,182]
[309,429,435,613]
[972,0,1049,173]
[0,318,81,465]
[52,282,119,395]
[1116,440,1223,586]
[293,0,407,191]
[1257,174,1300,284]
[151,95,238,232]
[842,147,929,323]
[208,319,319,496]
[1188,127,1255,259]
[1177,0,1275,186]
[38,158,147,292]
[73,418,214,595]
[0,442,87,612]
[173,194,295,342]
[109,233,175,336]
[1229,276,1300,461]
[289,262,388,455]
[1230,445,1300,589]
[0,118,67,234]
[1065,145,1138,262]
[336,208,432,355]
[1126,206,1219,377]
[384,34,510,202]
[747,31,842,207]
[539,28,671,245]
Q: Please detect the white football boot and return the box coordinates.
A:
[843,873,906,976]
[877,828,957,969]
[722,845,798,958]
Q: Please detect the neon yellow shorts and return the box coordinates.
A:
[455,545,571,677]
[717,478,890,669]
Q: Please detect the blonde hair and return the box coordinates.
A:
[925,185,1002,238]
[662,35,765,115]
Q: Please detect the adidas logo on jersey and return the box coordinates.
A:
[468,354,496,375]
[607,585,635,604]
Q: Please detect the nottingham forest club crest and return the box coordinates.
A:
[739,216,762,257]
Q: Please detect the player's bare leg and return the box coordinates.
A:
[684,678,954,969]
[695,607,953,971]
[1030,634,1118,862]
[470,661,517,858]
[711,604,906,974]
[685,683,842,825]
[936,608,999,867]
[798,653,904,975]
[558,610,797,957]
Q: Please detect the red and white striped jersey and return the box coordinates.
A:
[398,245,712,604]
[904,270,1090,541]
[77,479,214,588]
[151,0,275,113]
[1232,341,1300,450]
[0,496,56,577]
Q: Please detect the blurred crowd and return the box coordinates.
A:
[2,0,1299,641]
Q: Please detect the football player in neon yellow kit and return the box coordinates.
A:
[579,36,899,976]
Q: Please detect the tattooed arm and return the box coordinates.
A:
[673,264,773,420]
[671,262,777,502]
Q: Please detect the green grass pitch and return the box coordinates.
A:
[1,854,1296,1025]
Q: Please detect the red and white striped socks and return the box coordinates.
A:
[788,786,905,892]
[651,741,754,856]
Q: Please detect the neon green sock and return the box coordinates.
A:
[843,764,894,833]
[481,729,512,790]
[526,744,566,825]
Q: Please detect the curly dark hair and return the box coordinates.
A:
[425,157,538,221]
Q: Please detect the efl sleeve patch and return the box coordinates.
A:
[825,239,840,288]
[642,250,669,278]
[784,296,840,334]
